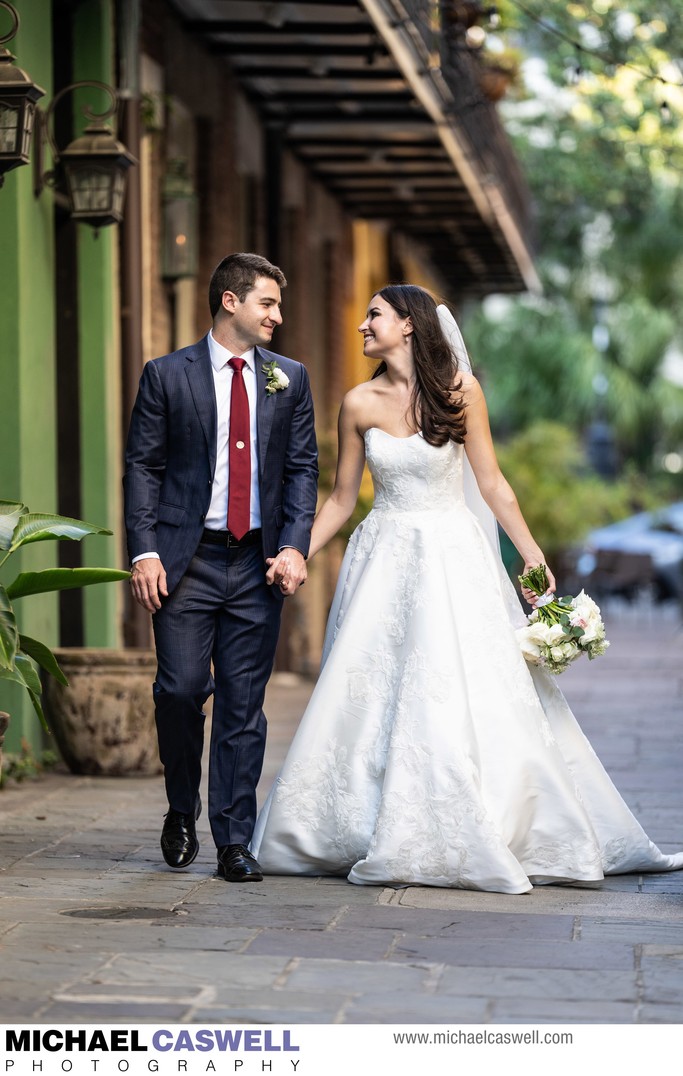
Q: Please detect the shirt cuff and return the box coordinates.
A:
[132,552,160,564]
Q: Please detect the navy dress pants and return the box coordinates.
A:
[152,538,283,848]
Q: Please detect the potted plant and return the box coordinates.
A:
[0,499,131,775]
[478,48,522,103]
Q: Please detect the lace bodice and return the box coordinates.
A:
[364,427,465,513]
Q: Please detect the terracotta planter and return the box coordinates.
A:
[43,649,162,776]
[479,65,514,103]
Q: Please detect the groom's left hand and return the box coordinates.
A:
[266,549,307,596]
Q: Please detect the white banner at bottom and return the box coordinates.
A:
[2,1024,681,1076]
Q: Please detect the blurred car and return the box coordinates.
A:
[574,502,683,602]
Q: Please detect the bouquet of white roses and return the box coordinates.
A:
[516,564,609,675]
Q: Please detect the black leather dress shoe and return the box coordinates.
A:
[160,797,201,868]
[216,844,264,882]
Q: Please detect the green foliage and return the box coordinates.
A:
[0,501,130,732]
[496,421,635,566]
[466,1,683,480]
[0,739,59,787]
[467,302,598,436]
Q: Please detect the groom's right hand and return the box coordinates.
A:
[130,557,168,612]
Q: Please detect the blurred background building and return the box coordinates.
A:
[0,0,537,750]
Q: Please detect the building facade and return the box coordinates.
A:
[0,0,535,751]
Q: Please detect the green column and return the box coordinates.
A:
[0,0,56,750]
[73,0,124,647]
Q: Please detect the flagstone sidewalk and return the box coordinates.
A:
[1,602,681,1025]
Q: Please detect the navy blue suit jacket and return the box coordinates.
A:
[123,336,319,595]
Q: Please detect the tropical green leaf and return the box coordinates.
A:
[26,688,49,734]
[10,513,112,550]
[7,567,130,600]
[0,655,48,731]
[0,664,27,687]
[0,501,27,551]
[0,584,18,671]
[19,634,68,685]
[13,653,42,694]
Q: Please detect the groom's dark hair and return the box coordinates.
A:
[209,253,287,317]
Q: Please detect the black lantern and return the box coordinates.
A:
[37,80,136,229]
[60,120,135,227]
[0,2,45,186]
[161,159,198,279]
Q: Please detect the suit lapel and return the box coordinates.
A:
[185,337,217,474]
[255,347,276,473]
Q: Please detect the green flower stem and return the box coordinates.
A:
[518,564,569,626]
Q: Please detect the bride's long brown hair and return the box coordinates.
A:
[371,284,467,446]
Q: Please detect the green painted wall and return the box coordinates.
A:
[0,0,57,752]
[73,0,124,647]
[0,0,127,756]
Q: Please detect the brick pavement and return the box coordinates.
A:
[1,602,681,1025]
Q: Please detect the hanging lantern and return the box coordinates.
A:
[0,3,45,185]
[37,79,137,229]
[161,159,198,279]
[59,121,135,227]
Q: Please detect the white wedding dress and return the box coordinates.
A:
[251,428,683,893]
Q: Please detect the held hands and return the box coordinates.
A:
[130,557,168,612]
[265,549,307,596]
[520,560,556,609]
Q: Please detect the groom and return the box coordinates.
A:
[123,253,318,881]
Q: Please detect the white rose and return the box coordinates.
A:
[527,621,551,645]
[575,591,601,617]
[273,368,290,389]
[546,623,566,644]
[517,627,542,663]
[581,622,604,644]
[550,646,565,663]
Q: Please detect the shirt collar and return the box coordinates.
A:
[208,330,255,373]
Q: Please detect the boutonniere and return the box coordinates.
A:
[262,361,290,394]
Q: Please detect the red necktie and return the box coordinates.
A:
[227,356,251,539]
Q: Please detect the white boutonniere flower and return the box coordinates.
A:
[263,361,290,394]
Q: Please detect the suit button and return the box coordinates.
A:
[208,479,212,486]
[200,514,206,522]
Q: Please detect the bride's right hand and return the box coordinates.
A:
[521,560,556,607]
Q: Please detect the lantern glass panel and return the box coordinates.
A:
[19,101,35,157]
[0,100,20,155]
[162,194,198,279]
[111,169,126,217]
[69,165,114,214]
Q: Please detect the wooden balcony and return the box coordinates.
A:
[169,0,538,297]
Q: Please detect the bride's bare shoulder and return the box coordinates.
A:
[338,382,378,434]
[342,382,373,413]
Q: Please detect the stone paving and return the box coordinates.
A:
[1,602,682,1025]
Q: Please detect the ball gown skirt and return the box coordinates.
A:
[251,429,683,893]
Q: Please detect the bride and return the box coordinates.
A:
[252,283,683,894]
